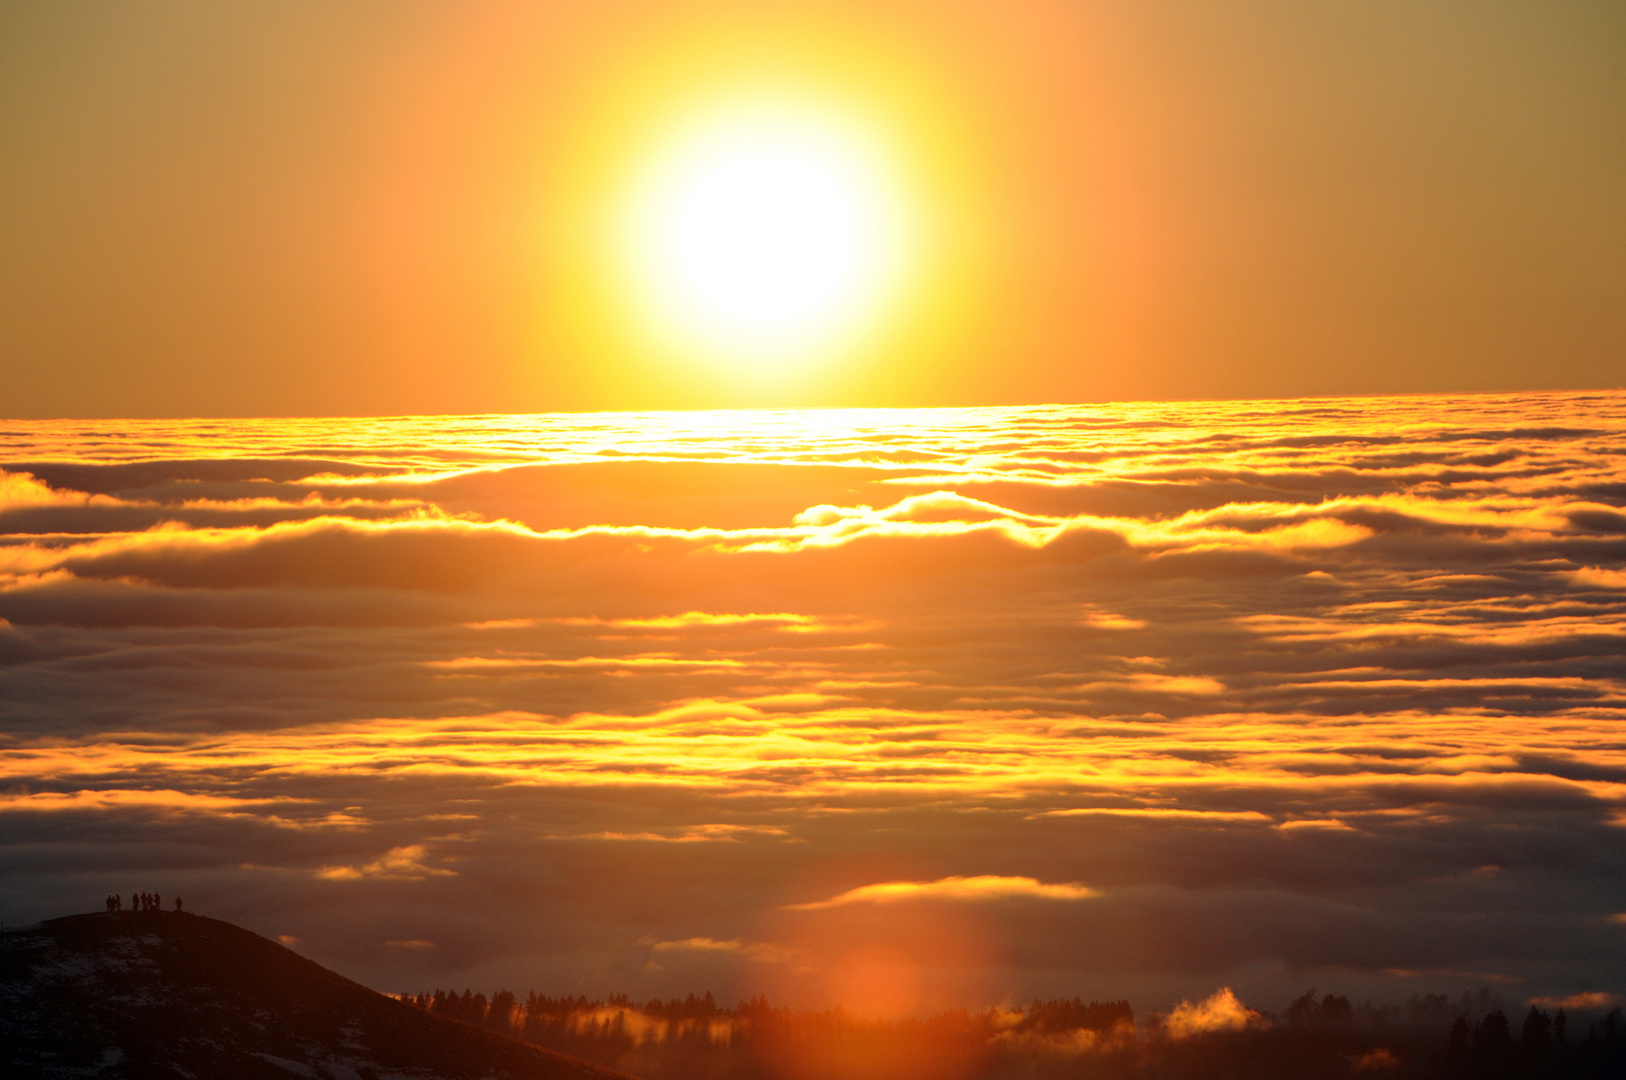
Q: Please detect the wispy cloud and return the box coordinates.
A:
[0,789,290,815]
[646,937,795,963]
[571,825,793,843]
[317,845,454,881]
[786,875,1098,909]
[1527,992,1620,1010]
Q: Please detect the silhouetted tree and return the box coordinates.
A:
[1448,1015,1469,1058]
[1356,999,1399,1026]
[1286,990,1319,1026]
[1320,994,1353,1023]
[1410,993,1452,1024]
[488,990,516,1031]
[1017,998,1133,1035]
[1474,1009,1511,1057]
[1522,1006,1551,1048]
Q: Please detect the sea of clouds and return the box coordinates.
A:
[2,392,1623,1014]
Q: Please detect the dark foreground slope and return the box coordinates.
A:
[0,910,634,1080]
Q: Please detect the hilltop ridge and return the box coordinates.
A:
[0,909,636,1080]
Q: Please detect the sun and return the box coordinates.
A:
[618,101,911,379]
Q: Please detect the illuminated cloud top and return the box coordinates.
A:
[2,391,1624,1010]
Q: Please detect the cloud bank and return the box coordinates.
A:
[1,392,1624,1011]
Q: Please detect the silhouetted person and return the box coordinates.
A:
[130,893,138,911]
[154,892,161,910]
[174,896,182,912]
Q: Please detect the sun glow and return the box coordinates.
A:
[618,101,912,380]
[545,17,987,406]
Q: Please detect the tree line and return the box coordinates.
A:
[397,986,1626,1080]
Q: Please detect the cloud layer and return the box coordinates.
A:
[2,393,1625,1012]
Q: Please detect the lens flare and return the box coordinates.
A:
[827,944,922,1021]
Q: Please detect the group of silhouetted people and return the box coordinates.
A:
[105,891,180,913]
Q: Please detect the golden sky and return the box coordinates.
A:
[3,0,1624,416]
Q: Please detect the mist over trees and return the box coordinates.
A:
[397,985,1626,1080]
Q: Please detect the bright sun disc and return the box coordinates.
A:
[621,103,909,374]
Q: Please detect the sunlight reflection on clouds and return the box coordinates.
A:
[1,391,1624,1007]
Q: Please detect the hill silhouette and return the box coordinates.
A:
[0,909,636,1080]
[8,910,1626,1080]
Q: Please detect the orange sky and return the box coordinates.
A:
[2,0,1624,416]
